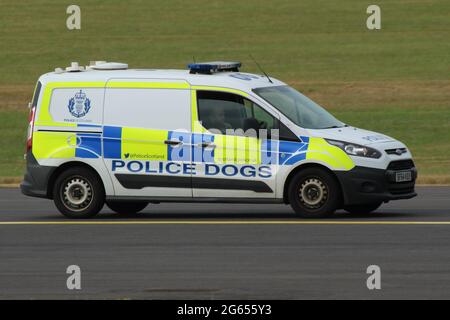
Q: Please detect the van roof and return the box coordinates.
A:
[39,68,286,92]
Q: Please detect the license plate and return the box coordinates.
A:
[395,171,412,182]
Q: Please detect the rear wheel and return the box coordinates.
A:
[106,201,148,215]
[344,203,382,214]
[288,167,341,218]
[53,167,104,219]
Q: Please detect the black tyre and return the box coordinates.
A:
[106,201,148,215]
[344,203,382,214]
[53,167,105,219]
[288,167,341,218]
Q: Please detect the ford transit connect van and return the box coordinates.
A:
[21,61,417,218]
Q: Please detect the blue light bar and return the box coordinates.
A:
[188,61,241,74]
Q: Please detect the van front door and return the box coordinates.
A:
[191,90,279,199]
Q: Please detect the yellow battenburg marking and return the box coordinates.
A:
[32,131,76,159]
[246,136,261,164]
[121,127,168,160]
[33,80,189,162]
[191,86,249,97]
[35,81,188,127]
[106,82,190,89]
[35,82,105,127]
[235,135,248,164]
[35,88,75,127]
[213,134,261,164]
[306,137,354,170]
[190,88,260,164]
[190,90,203,133]
[211,134,228,164]
[33,82,105,160]
[46,82,106,89]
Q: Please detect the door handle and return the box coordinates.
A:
[164,139,183,146]
[197,142,216,149]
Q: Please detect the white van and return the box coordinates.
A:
[21,61,417,218]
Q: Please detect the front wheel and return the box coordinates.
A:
[53,167,105,219]
[344,203,382,214]
[288,167,341,218]
[106,201,148,215]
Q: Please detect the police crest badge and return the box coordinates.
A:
[68,90,91,118]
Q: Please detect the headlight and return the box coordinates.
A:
[326,139,382,158]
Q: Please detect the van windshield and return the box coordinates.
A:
[253,85,345,129]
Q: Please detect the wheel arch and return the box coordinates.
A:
[46,161,105,199]
[282,162,344,205]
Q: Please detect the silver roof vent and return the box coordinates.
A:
[90,61,128,70]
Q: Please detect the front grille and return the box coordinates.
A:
[386,160,416,195]
[387,159,415,171]
[385,148,407,155]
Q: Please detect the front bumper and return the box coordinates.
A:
[335,164,417,206]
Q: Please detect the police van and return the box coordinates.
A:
[21,61,417,218]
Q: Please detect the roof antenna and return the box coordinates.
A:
[193,56,196,63]
[250,54,272,83]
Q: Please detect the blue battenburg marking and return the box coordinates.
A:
[278,139,309,165]
[283,153,307,165]
[299,136,310,143]
[297,143,308,152]
[103,126,122,159]
[191,133,214,163]
[279,140,305,154]
[261,139,278,164]
[167,131,191,161]
[76,133,101,158]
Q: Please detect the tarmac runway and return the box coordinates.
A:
[0,186,449,299]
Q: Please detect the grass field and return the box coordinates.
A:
[0,0,449,183]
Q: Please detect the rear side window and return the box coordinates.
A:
[32,81,42,107]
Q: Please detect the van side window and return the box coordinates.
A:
[279,121,301,142]
[243,99,276,131]
[197,91,277,136]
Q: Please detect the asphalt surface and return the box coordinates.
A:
[1,186,450,299]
